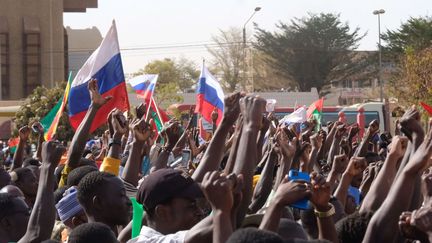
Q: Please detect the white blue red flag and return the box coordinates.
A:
[68,21,129,132]
[195,63,224,125]
[128,74,158,102]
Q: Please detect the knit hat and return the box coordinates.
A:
[55,187,84,222]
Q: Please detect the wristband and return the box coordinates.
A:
[314,204,335,218]
[108,138,122,148]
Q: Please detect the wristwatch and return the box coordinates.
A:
[108,138,122,148]
[314,204,335,218]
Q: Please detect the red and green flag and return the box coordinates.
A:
[148,97,170,139]
[8,137,19,153]
[307,98,324,130]
[41,72,72,141]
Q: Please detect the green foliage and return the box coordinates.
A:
[388,47,432,111]
[134,58,197,108]
[382,16,432,56]
[254,13,364,94]
[13,83,75,142]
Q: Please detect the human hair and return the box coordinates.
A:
[335,211,374,243]
[12,167,32,183]
[67,166,98,188]
[226,228,283,243]
[76,171,115,210]
[54,187,67,205]
[68,222,118,243]
[0,193,15,219]
[22,158,40,167]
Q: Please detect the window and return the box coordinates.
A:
[23,33,41,96]
[0,33,9,99]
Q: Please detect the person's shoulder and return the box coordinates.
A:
[131,225,187,243]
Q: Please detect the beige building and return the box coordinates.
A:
[0,0,98,100]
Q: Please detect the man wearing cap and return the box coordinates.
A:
[129,168,211,243]
[55,187,87,242]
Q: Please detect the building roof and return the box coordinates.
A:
[66,27,102,50]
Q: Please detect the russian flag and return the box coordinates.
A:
[128,74,158,102]
[195,63,224,125]
[68,21,130,132]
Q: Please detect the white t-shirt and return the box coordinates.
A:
[127,225,187,243]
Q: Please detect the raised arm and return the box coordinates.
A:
[360,136,408,213]
[309,172,338,243]
[259,177,310,232]
[67,79,112,169]
[99,109,128,176]
[150,121,180,173]
[11,126,30,171]
[363,120,432,243]
[353,120,379,158]
[274,131,297,191]
[232,95,266,226]
[249,148,277,213]
[122,118,152,187]
[19,141,65,243]
[32,122,45,162]
[192,92,242,182]
[334,157,367,209]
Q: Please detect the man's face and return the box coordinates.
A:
[17,169,38,197]
[1,197,31,241]
[165,197,204,231]
[100,177,132,226]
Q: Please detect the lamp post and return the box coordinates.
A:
[242,7,261,91]
[373,9,385,102]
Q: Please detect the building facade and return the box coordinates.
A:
[0,0,98,100]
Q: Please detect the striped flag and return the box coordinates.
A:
[148,97,170,138]
[8,137,19,153]
[41,72,72,141]
[128,74,158,103]
[68,21,130,132]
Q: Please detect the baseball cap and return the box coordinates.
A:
[136,168,203,211]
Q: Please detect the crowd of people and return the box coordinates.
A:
[1,79,432,243]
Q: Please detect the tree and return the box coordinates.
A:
[387,47,432,109]
[382,16,432,57]
[254,13,364,94]
[134,58,200,107]
[207,27,246,92]
[14,83,75,142]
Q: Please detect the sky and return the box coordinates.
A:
[64,0,432,74]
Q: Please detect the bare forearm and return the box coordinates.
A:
[353,135,371,157]
[249,153,276,213]
[67,106,98,168]
[122,140,145,187]
[35,135,44,161]
[193,121,231,182]
[213,210,232,243]
[360,154,399,213]
[316,216,338,243]
[364,172,416,243]
[326,138,341,167]
[233,126,259,226]
[107,134,123,160]
[334,173,353,209]
[20,164,56,243]
[11,140,26,171]
[274,155,293,191]
[259,203,283,232]
[308,148,319,173]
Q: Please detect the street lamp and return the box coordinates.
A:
[242,7,261,92]
[373,9,385,102]
[243,7,261,46]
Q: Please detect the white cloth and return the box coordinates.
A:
[127,225,187,243]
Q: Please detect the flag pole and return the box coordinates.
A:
[144,99,152,122]
[151,97,163,125]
